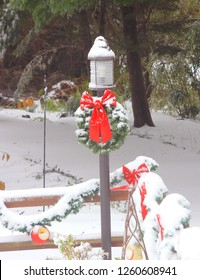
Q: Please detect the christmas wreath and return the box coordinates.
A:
[75,89,130,154]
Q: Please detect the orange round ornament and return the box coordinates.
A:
[31,225,50,244]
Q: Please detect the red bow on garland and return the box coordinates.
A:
[110,163,149,191]
[80,89,116,144]
[123,163,149,186]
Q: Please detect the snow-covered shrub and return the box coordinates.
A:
[54,234,107,260]
[0,151,10,190]
[66,92,81,116]
[150,29,200,119]
[123,166,200,260]
[169,90,199,119]
[43,99,66,112]
[157,193,191,260]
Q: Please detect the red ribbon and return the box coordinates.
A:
[123,163,149,186]
[80,89,116,144]
[156,214,164,240]
[110,185,130,191]
[139,183,148,220]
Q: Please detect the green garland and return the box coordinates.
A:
[0,181,100,234]
[75,101,130,154]
[0,156,158,234]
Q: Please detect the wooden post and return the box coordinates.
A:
[97,89,112,260]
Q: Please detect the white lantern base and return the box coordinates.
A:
[89,83,115,91]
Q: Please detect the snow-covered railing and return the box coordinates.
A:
[0,184,128,251]
[3,188,128,208]
[0,156,158,253]
[0,187,128,252]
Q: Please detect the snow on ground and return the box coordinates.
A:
[0,104,200,259]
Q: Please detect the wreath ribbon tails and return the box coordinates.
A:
[80,89,117,144]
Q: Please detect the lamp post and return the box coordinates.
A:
[88,36,115,260]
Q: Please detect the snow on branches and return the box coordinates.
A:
[122,162,200,260]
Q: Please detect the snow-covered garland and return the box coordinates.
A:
[124,171,192,260]
[0,156,158,234]
[75,90,130,154]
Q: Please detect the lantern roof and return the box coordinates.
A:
[88,36,115,60]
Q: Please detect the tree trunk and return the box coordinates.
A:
[121,5,155,127]
[99,0,106,36]
[78,10,92,77]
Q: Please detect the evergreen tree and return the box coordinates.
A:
[3,0,199,125]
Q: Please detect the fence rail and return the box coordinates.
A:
[0,235,124,252]
[4,189,128,208]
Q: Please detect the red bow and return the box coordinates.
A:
[110,185,130,191]
[80,89,116,144]
[139,183,148,220]
[123,163,149,186]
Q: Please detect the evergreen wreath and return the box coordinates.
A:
[75,90,130,154]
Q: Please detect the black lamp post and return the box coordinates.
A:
[88,36,115,259]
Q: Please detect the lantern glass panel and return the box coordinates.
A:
[89,60,114,89]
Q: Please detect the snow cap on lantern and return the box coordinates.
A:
[88,36,115,90]
[31,225,50,245]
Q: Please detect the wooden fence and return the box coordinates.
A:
[0,189,128,252]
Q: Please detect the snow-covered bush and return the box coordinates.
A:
[54,234,107,260]
[123,166,200,260]
[0,151,10,190]
[66,92,81,116]
[150,56,200,119]
[169,90,199,119]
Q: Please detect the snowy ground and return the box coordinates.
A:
[0,104,200,259]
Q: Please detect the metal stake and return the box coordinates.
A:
[43,75,47,212]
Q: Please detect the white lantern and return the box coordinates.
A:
[88,36,115,90]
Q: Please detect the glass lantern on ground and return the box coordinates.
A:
[88,36,115,93]
[87,36,115,260]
